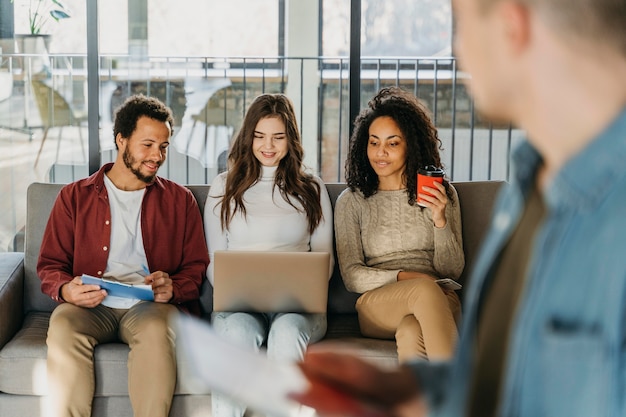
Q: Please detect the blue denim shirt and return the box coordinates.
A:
[413,108,626,417]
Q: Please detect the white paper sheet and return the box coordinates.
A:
[172,313,309,417]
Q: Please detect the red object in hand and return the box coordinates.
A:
[417,166,444,207]
[290,378,387,417]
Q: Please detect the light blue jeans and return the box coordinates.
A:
[211,311,327,417]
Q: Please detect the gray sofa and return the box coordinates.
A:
[0,180,504,416]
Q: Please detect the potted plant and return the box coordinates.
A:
[15,0,71,35]
[11,0,71,73]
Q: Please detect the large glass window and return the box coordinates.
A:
[148,0,280,57]
[322,0,452,56]
[11,0,281,56]
[319,0,455,180]
[0,0,518,254]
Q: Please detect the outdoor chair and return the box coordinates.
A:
[190,85,242,134]
[31,79,87,167]
[185,86,241,166]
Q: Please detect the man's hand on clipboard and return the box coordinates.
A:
[60,276,108,308]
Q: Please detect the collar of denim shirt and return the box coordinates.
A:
[510,107,626,213]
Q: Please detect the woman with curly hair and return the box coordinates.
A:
[204,93,334,417]
[334,86,463,362]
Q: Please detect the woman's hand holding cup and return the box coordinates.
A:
[417,166,447,228]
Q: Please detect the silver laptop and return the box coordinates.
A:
[212,251,330,313]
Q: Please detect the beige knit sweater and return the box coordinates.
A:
[334,186,464,294]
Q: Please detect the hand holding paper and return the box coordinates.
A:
[81,274,154,301]
[144,270,174,303]
[293,346,425,417]
[62,276,107,308]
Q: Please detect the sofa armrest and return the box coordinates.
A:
[0,252,25,349]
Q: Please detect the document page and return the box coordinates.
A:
[172,313,309,417]
[81,274,154,301]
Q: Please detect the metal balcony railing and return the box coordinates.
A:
[0,53,524,186]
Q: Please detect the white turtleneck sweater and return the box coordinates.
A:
[204,165,334,285]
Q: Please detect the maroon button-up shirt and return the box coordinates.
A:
[37,163,209,314]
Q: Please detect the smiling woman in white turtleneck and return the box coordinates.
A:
[203,94,333,417]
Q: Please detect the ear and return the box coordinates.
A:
[115,133,125,148]
[497,1,531,54]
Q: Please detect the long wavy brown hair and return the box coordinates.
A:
[346,86,454,205]
[219,93,323,234]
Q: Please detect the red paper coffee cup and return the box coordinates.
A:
[417,166,445,207]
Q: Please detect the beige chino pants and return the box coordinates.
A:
[46,301,177,417]
[356,277,461,363]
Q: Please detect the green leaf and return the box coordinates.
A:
[50,10,71,20]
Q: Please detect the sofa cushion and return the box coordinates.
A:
[322,313,398,368]
[0,391,212,417]
[0,252,24,348]
[0,312,49,395]
[0,311,213,397]
[454,180,506,288]
[24,183,64,314]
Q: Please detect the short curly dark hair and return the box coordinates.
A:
[112,95,175,149]
[346,86,453,205]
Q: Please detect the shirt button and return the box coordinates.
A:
[97,271,103,275]
[103,246,108,251]
[494,212,510,231]
[105,220,110,225]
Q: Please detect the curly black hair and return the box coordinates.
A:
[112,95,175,150]
[345,86,453,205]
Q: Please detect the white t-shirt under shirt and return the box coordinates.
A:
[204,165,335,286]
[102,174,150,308]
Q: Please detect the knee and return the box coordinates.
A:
[395,315,421,338]
[128,305,175,348]
[269,315,309,343]
[48,305,85,343]
[406,278,449,306]
[272,314,326,341]
[211,312,265,349]
[395,316,423,345]
[267,314,326,359]
[136,316,172,343]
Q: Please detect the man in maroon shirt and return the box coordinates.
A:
[37,95,209,417]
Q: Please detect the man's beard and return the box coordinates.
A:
[123,147,160,184]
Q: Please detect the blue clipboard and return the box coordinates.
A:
[81,274,154,301]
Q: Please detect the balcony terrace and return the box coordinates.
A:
[0,53,524,252]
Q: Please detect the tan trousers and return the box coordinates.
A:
[356,277,461,363]
[46,302,177,417]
